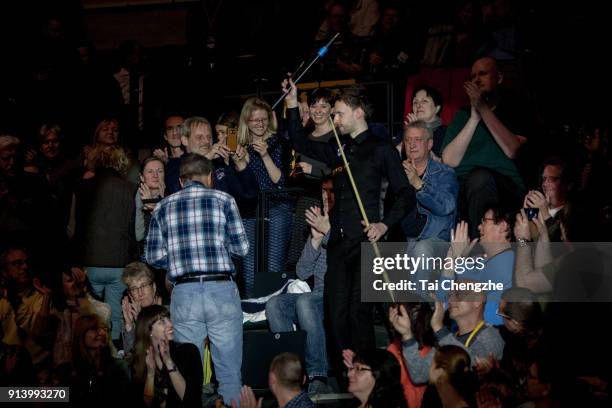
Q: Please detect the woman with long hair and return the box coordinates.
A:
[429,345,478,408]
[387,302,438,408]
[346,348,407,408]
[69,314,130,405]
[131,305,202,407]
[236,97,292,296]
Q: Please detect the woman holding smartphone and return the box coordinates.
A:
[237,97,292,297]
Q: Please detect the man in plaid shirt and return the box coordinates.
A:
[145,153,249,405]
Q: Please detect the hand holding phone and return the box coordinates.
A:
[227,127,238,152]
[524,207,539,221]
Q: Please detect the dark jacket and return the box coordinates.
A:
[75,168,138,267]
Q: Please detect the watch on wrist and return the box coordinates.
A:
[167,365,177,373]
[517,238,530,247]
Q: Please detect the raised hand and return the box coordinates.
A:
[464,81,484,110]
[403,112,419,127]
[153,148,169,163]
[342,349,356,369]
[514,209,531,241]
[402,158,423,190]
[231,386,262,408]
[450,221,478,257]
[281,75,298,109]
[305,206,330,239]
[389,304,413,341]
[145,345,156,373]
[430,293,445,332]
[251,140,269,159]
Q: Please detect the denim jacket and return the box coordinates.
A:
[413,158,458,241]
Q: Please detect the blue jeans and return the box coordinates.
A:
[170,280,243,405]
[87,267,126,340]
[265,292,327,378]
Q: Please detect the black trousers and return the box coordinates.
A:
[324,237,375,354]
[458,167,524,239]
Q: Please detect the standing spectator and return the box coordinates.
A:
[135,156,166,256]
[237,98,292,296]
[74,146,138,344]
[145,154,248,405]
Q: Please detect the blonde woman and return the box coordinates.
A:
[236,97,292,296]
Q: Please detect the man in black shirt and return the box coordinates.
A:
[283,81,414,354]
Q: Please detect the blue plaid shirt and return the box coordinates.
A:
[145,180,249,280]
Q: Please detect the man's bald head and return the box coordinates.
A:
[471,57,502,94]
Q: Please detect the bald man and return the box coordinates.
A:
[441,57,529,238]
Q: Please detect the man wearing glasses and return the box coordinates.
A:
[120,262,162,354]
[389,283,505,385]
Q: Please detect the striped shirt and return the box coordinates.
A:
[145,180,249,280]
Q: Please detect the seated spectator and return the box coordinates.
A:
[441,205,514,325]
[120,262,162,355]
[130,305,202,408]
[402,86,447,157]
[483,287,551,407]
[390,285,505,385]
[523,157,570,242]
[42,266,112,368]
[387,302,437,408]
[74,146,138,343]
[135,157,166,255]
[69,315,130,405]
[266,202,331,394]
[514,201,612,298]
[2,247,52,366]
[344,348,408,408]
[397,120,458,242]
[233,352,313,408]
[429,345,478,408]
[442,57,528,238]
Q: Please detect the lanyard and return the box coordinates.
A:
[464,320,485,348]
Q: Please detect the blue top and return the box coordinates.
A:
[439,250,514,326]
[246,134,285,191]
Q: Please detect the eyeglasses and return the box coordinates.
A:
[348,366,372,374]
[495,308,513,320]
[248,118,268,125]
[481,217,496,224]
[128,281,153,294]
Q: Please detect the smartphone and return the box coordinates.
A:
[524,207,539,221]
[227,127,238,152]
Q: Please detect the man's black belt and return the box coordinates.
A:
[174,273,232,286]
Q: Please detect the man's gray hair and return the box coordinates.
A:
[181,116,211,140]
[179,153,213,181]
[405,120,433,140]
